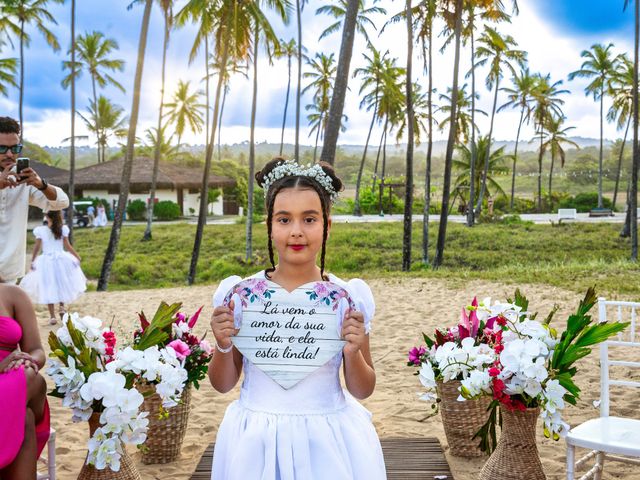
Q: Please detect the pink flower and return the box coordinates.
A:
[175,312,186,324]
[167,339,191,360]
[188,306,204,328]
[408,346,426,366]
[199,340,213,355]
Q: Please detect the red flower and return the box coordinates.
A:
[488,367,501,377]
[496,315,507,327]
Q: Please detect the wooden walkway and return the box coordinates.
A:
[190,437,453,479]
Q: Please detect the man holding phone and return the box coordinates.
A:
[0,116,69,283]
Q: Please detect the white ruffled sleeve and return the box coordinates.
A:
[330,275,375,335]
[32,226,45,239]
[212,275,243,329]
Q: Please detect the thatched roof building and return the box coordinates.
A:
[48,157,235,192]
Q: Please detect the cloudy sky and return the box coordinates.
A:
[0,0,634,149]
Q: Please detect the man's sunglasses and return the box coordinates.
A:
[0,144,23,154]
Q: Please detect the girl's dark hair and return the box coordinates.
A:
[255,157,343,281]
[46,211,64,240]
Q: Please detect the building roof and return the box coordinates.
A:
[30,159,68,180]
[48,157,236,191]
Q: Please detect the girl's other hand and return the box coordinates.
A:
[342,309,366,356]
[211,299,238,350]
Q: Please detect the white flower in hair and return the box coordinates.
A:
[261,160,339,203]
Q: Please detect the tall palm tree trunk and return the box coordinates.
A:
[467,15,476,227]
[19,19,25,142]
[280,53,292,156]
[372,119,385,191]
[402,0,414,271]
[205,38,210,161]
[143,7,170,242]
[631,0,639,260]
[510,106,525,210]
[188,20,231,285]
[613,117,631,209]
[319,0,359,165]
[98,0,153,291]
[537,131,543,212]
[354,95,378,216]
[67,0,76,243]
[91,77,100,162]
[246,28,259,262]
[433,0,463,268]
[378,126,388,214]
[476,78,500,214]
[218,86,228,160]
[295,0,302,161]
[423,28,433,265]
[313,115,322,163]
[548,151,555,195]
[598,87,604,208]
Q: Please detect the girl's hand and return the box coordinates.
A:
[341,309,366,356]
[210,299,238,350]
[0,351,36,372]
[30,262,36,271]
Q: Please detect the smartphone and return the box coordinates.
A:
[16,157,30,179]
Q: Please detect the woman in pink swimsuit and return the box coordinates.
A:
[0,282,50,479]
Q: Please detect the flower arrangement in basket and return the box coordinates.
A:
[134,302,212,391]
[47,312,188,472]
[132,302,213,464]
[407,297,503,456]
[456,288,629,455]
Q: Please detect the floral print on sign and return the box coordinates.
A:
[224,279,276,307]
[306,282,355,311]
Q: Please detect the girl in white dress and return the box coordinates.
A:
[20,210,86,324]
[209,158,386,480]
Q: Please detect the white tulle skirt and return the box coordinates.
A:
[211,394,387,480]
[20,252,87,305]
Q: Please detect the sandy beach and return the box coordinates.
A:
[36,277,640,480]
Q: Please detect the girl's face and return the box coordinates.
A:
[271,187,331,270]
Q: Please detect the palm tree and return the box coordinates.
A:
[62,31,125,163]
[569,43,623,208]
[316,0,385,43]
[541,115,578,195]
[453,134,508,207]
[3,0,63,141]
[303,52,336,161]
[98,0,153,291]
[473,26,525,215]
[607,55,633,209]
[318,0,361,165]
[164,80,205,152]
[0,42,18,97]
[143,0,173,242]
[530,73,568,212]
[623,0,638,258]
[274,37,296,155]
[139,125,177,159]
[78,96,127,162]
[64,0,76,242]
[402,0,415,272]
[353,44,388,216]
[433,0,463,269]
[498,67,536,209]
[437,84,486,145]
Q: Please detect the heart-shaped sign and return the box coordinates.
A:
[227,278,352,389]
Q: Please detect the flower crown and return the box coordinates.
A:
[261,160,339,203]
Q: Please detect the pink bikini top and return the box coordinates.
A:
[0,316,21,354]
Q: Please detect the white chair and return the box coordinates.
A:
[36,428,56,480]
[558,208,578,224]
[565,299,640,480]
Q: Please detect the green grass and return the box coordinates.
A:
[50,222,640,297]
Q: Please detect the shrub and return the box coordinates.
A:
[559,192,614,212]
[126,199,147,221]
[153,200,181,220]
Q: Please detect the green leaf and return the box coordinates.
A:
[135,302,183,351]
[422,333,434,349]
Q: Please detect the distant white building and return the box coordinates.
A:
[49,157,237,216]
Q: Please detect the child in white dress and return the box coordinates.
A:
[209,158,386,480]
[20,210,86,324]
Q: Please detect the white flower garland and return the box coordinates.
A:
[262,160,338,203]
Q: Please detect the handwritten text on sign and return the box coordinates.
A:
[228,279,351,389]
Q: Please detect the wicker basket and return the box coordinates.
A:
[479,406,546,480]
[138,384,192,464]
[77,413,142,480]
[437,380,491,457]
